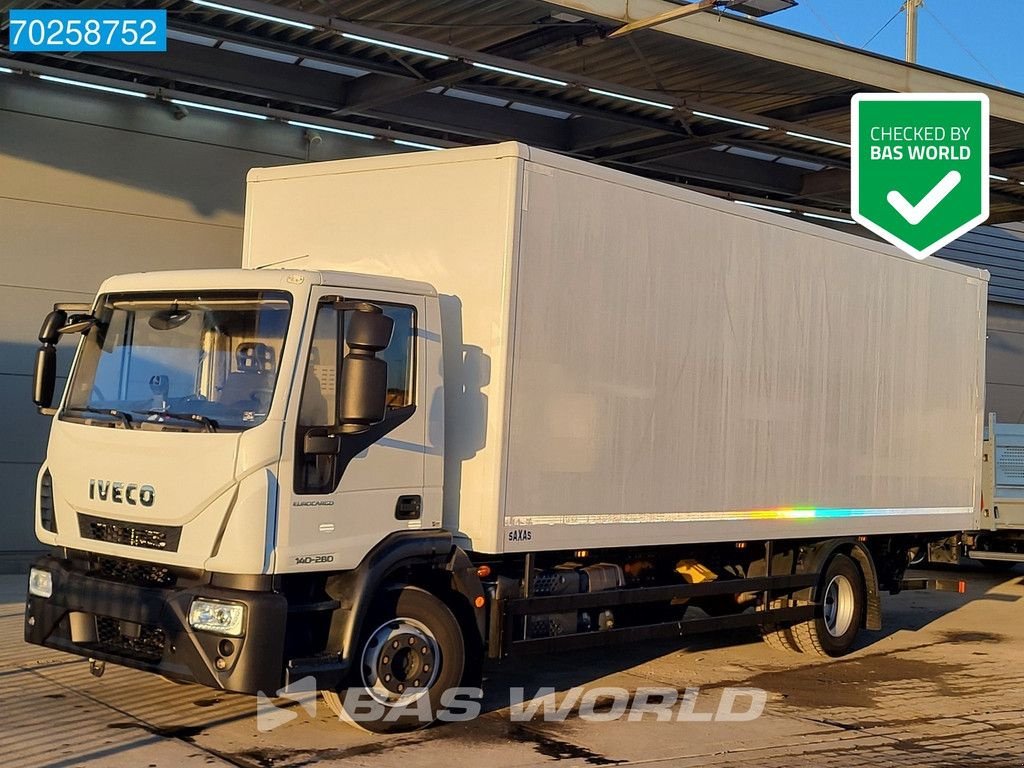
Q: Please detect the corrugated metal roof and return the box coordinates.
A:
[1,0,1023,223]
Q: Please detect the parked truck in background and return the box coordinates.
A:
[962,413,1024,568]
[24,143,987,731]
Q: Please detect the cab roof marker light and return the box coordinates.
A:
[394,139,444,150]
[693,110,770,131]
[785,129,850,148]
[803,211,854,224]
[341,32,450,61]
[990,173,1009,181]
[39,75,147,99]
[471,62,568,87]
[191,0,315,30]
[735,200,792,214]
[286,119,375,140]
[587,87,673,110]
[171,99,268,120]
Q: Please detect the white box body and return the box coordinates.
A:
[243,143,987,554]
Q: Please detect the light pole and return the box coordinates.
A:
[904,0,924,63]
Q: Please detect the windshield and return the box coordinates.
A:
[63,291,291,431]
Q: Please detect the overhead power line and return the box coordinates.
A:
[862,3,904,49]
[801,0,846,44]
[922,5,1004,87]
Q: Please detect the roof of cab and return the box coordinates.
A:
[98,268,437,297]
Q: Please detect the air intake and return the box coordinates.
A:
[39,469,56,533]
[78,514,181,552]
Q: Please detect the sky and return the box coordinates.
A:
[758,0,1024,93]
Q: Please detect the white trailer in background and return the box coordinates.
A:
[966,414,1024,567]
[26,143,986,731]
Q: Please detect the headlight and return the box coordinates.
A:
[29,568,52,598]
[188,598,245,636]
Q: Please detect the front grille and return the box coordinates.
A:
[78,514,181,552]
[92,556,176,587]
[93,617,166,661]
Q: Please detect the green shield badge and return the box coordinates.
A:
[851,93,989,260]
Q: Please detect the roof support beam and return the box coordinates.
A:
[762,91,860,122]
[628,150,807,195]
[366,92,572,148]
[85,41,345,109]
[608,0,720,38]
[335,24,592,115]
[542,0,1024,122]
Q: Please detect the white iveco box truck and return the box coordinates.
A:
[26,143,986,731]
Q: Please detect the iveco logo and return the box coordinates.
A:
[89,479,155,507]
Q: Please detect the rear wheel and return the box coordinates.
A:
[322,587,465,733]
[789,554,865,657]
[760,598,801,653]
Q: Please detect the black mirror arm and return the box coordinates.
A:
[57,314,98,335]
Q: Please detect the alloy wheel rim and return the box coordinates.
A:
[822,573,855,638]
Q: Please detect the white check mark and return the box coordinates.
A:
[886,170,962,225]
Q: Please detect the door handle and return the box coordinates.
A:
[395,495,422,520]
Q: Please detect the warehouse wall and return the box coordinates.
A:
[986,302,1024,423]
[937,225,1024,424]
[0,77,397,571]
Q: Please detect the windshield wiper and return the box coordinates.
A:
[64,407,133,429]
[146,410,218,433]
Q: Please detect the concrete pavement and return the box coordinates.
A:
[2,566,1023,767]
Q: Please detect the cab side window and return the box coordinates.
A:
[372,306,415,408]
[298,304,338,427]
[295,300,416,494]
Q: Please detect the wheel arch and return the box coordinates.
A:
[798,538,881,631]
[324,532,485,670]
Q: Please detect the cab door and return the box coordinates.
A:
[278,288,430,571]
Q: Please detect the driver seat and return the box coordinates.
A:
[218,342,275,413]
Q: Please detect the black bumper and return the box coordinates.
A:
[24,554,288,695]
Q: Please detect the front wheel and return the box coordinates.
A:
[322,586,466,733]
[789,554,866,657]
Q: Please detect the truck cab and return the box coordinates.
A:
[25,268,467,708]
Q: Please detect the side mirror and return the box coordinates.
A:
[38,310,68,345]
[338,310,394,434]
[33,345,56,409]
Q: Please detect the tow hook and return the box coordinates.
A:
[89,658,106,678]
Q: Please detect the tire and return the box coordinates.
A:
[322,586,466,733]
[760,598,801,653]
[789,554,865,658]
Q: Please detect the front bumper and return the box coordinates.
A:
[24,554,288,695]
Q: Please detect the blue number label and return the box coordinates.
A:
[8,9,167,53]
